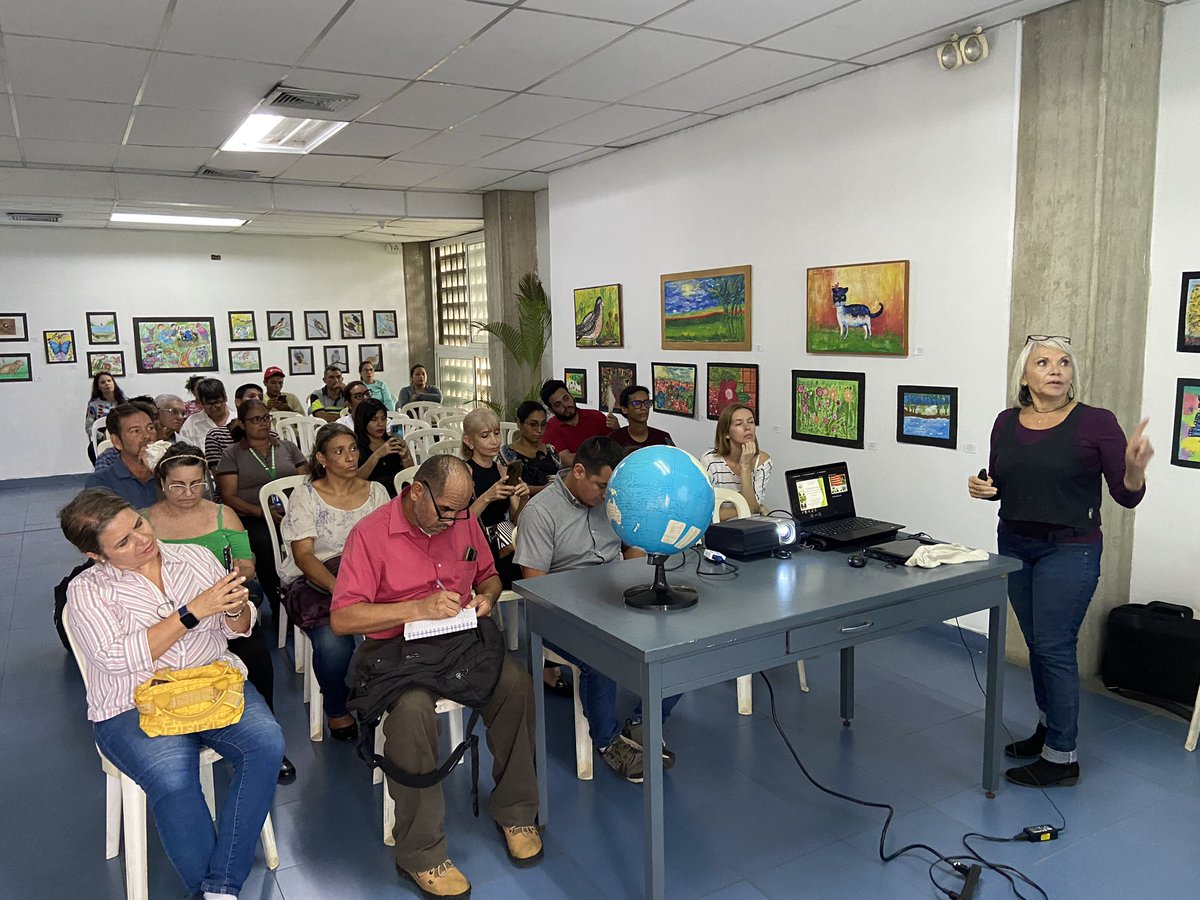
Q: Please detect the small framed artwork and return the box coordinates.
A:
[358,343,383,371]
[229,347,262,374]
[806,260,909,356]
[651,362,697,418]
[227,311,256,342]
[289,346,315,376]
[85,312,119,345]
[0,353,32,382]
[597,361,636,413]
[707,362,759,422]
[661,266,751,351]
[374,310,398,339]
[574,284,623,348]
[564,368,587,403]
[792,369,866,449]
[44,329,77,364]
[304,310,331,341]
[0,313,28,342]
[1177,271,1200,353]
[133,318,218,373]
[1171,377,1200,468]
[324,344,350,373]
[341,310,365,340]
[87,351,125,377]
[896,385,958,449]
[266,310,293,341]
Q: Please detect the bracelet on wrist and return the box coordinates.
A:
[224,603,246,619]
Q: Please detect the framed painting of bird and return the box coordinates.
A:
[574,284,623,348]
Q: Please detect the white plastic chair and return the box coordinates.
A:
[95,439,114,456]
[291,415,326,455]
[91,419,108,451]
[62,607,279,899]
[543,647,593,780]
[393,464,419,496]
[376,702,466,845]
[426,438,460,460]
[408,428,461,465]
[1187,683,1199,751]
[400,401,443,422]
[711,488,809,713]
[428,408,466,429]
[499,421,519,447]
[387,411,430,437]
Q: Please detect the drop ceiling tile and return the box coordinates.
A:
[348,160,455,188]
[521,0,686,26]
[610,113,716,147]
[277,155,382,183]
[142,55,290,113]
[0,0,169,48]
[0,98,14,137]
[206,150,297,178]
[362,82,514,131]
[417,166,521,191]
[482,171,550,191]
[430,9,629,91]
[536,146,616,171]
[4,37,150,104]
[533,29,734,102]
[163,0,344,65]
[305,0,504,79]
[281,70,412,121]
[0,137,21,162]
[701,61,861,114]
[14,97,131,143]
[762,0,973,61]
[452,93,605,139]
[654,0,851,44]
[316,123,436,158]
[627,47,829,112]
[127,106,246,148]
[396,132,516,166]
[475,139,591,170]
[850,1,1052,66]
[21,139,119,168]
[536,104,687,145]
[115,146,217,173]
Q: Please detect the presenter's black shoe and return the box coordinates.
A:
[623,719,676,770]
[1004,723,1047,759]
[277,756,296,784]
[329,721,359,743]
[1005,758,1079,788]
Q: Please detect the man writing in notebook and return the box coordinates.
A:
[330,455,540,899]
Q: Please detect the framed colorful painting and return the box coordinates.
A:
[0,353,32,382]
[227,311,256,342]
[574,284,623,348]
[341,310,365,340]
[792,369,865,449]
[359,343,383,371]
[1171,377,1200,468]
[597,361,636,413]
[1178,271,1200,353]
[228,347,262,374]
[266,310,293,341]
[86,312,119,345]
[806,260,909,356]
[325,344,350,373]
[651,363,697,418]
[661,265,751,351]
[706,362,759,421]
[43,329,77,364]
[87,351,125,377]
[133,318,218,373]
[564,368,587,403]
[304,310,331,341]
[289,346,315,376]
[896,385,958,449]
[374,310,398,339]
[0,313,28,342]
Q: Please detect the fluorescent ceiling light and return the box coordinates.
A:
[221,113,348,154]
[111,212,246,227]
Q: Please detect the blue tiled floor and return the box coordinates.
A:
[5,474,1199,899]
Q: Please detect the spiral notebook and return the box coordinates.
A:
[403,606,477,640]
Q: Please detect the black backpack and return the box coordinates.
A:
[53,561,93,651]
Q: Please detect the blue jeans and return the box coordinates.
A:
[547,643,682,749]
[303,623,357,719]
[94,683,284,897]
[998,533,1102,762]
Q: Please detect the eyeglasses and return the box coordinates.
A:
[418,479,472,521]
[243,414,271,425]
[165,481,206,496]
[626,399,653,409]
[1025,335,1071,345]
[350,391,368,400]
[522,419,547,430]
[159,406,185,417]
[201,398,227,408]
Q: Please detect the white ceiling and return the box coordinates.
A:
[0,0,1074,241]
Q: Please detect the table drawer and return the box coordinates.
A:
[786,601,919,654]
[660,632,788,689]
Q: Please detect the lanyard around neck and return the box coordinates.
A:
[249,445,276,480]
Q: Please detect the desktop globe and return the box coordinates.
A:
[605,445,715,610]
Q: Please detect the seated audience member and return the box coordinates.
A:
[539,379,617,468]
[183,374,204,417]
[93,399,160,474]
[335,380,369,429]
[85,372,126,462]
[397,363,442,410]
[609,384,675,454]
[142,442,295,783]
[354,398,413,498]
[308,366,347,422]
[214,399,308,612]
[330,456,541,894]
[499,401,561,495]
[702,403,772,518]
[462,408,529,587]
[263,366,304,415]
[61,489,283,900]
[204,384,266,469]
[514,436,681,781]
[280,424,389,741]
[359,358,395,410]
[180,378,235,448]
[154,393,187,442]
[85,404,159,507]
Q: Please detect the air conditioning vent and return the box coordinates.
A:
[197,166,258,180]
[6,211,62,222]
[263,85,359,113]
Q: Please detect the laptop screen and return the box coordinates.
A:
[785,462,856,525]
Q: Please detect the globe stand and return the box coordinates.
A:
[624,554,698,611]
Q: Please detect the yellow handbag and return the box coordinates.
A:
[134,660,245,737]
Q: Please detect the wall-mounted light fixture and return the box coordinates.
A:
[937,27,988,71]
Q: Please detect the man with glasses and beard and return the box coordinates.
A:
[539,378,618,468]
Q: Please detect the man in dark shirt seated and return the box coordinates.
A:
[609,384,675,455]
[84,404,159,507]
[539,378,617,468]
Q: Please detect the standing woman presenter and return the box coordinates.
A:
[967,335,1153,787]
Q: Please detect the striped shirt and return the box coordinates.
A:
[700,449,772,506]
[66,541,254,722]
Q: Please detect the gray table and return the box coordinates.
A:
[515,549,1020,899]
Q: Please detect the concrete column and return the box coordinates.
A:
[483,190,540,417]
[402,241,435,379]
[1007,0,1162,679]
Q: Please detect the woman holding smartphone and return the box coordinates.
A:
[462,407,528,587]
[354,398,413,497]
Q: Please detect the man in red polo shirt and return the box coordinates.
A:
[330,456,541,898]
[539,378,618,468]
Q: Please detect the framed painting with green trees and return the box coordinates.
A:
[661,265,751,351]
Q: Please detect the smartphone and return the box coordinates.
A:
[388,424,406,439]
[506,459,524,485]
[978,468,988,480]
[222,544,235,574]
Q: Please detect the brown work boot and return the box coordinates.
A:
[496,823,544,868]
[397,859,471,898]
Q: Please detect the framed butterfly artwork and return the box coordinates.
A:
[44,329,77,364]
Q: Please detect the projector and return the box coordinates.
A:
[705,516,797,559]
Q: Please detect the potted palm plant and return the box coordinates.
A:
[473,272,552,417]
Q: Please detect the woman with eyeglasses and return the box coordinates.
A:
[608,384,675,456]
[180,378,235,448]
[967,335,1153,789]
[499,401,562,496]
[353,397,413,497]
[358,358,395,411]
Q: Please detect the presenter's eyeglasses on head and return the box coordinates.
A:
[1025,335,1071,345]
[418,479,472,521]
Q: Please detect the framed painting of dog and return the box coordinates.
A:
[806,260,909,356]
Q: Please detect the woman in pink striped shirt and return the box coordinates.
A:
[62,489,284,900]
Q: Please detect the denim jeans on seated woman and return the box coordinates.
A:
[998,533,1102,763]
[303,623,357,718]
[93,683,284,898]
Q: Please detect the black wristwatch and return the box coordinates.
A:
[178,605,200,630]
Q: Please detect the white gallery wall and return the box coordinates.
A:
[0,228,407,480]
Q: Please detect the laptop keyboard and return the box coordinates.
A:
[805,516,892,536]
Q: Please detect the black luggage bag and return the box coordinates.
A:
[1101,601,1200,718]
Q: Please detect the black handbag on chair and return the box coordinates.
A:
[1101,601,1200,717]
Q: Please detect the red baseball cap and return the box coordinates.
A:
[264,366,285,379]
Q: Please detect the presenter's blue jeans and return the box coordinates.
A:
[302,623,357,718]
[998,533,1102,763]
[93,683,284,897]
[546,643,681,749]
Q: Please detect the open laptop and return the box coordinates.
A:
[785,462,902,547]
